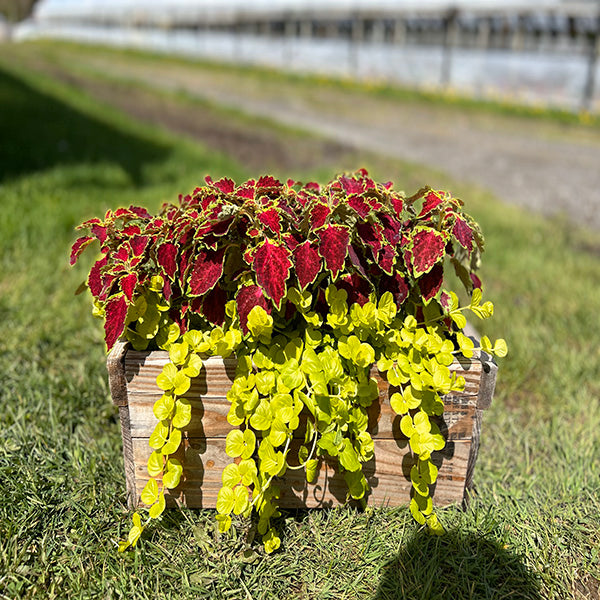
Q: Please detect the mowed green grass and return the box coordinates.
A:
[0,44,599,600]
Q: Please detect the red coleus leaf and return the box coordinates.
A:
[189,247,226,296]
[283,232,302,252]
[88,256,107,297]
[310,203,330,229]
[340,175,363,194]
[453,216,474,252]
[419,191,443,217]
[348,195,372,218]
[77,217,101,230]
[157,242,178,280]
[317,224,350,280]
[129,206,152,220]
[257,208,281,236]
[440,290,452,312]
[390,195,404,215]
[121,225,141,236]
[293,241,322,290]
[419,263,444,303]
[256,176,281,190]
[410,227,446,277]
[210,177,235,194]
[70,236,94,266]
[104,294,128,351]
[254,240,292,308]
[202,284,227,326]
[120,273,138,302]
[236,285,271,334]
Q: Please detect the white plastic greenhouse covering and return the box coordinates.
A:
[34,0,578,22]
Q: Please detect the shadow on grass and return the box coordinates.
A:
[373,529,542,600]
[0,64,169,184]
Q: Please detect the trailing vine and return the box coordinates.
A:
[71,170,506,553]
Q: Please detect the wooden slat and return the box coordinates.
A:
[124,352,481,441]
[132,437,471,509]
[118,349,488,510]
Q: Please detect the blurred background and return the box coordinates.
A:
[5,0,600,112]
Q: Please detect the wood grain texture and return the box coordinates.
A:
[113,347,491,510]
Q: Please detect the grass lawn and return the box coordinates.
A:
[0,42,599,599]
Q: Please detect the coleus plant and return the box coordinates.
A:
[71,169,506,553]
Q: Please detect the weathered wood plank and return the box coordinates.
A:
[132,437,471,509]
[116,347,490,511]
[124,352,481,440]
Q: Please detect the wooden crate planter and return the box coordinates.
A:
[108,340,497,510]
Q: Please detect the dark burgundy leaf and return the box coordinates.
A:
[356,222,383,260]
[157,242,178,280]
[317,224,350,280]
[377,245,396,275]
[348,244,368,278]
[379,214,402,246]
[189,247,226,296]
[70,236,94,266]
[120,273,138,302]
[337,273,371,307]
[293,241,321,290]
[453,216,474,252]
[104,294,128,351]
[163,278,173,302]
[129,206,152,220]
[236,285,271,334]
[254,240,292,308]
[419,263,444,303]
[470,273,482,290]
[202,284,227,326]
[91,224,107,244]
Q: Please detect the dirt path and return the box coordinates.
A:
[20,44,600,228]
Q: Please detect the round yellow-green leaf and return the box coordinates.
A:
[216,487,235,515]
[149,420,169,450]
[169,342,189,366]
[147,451,163,477]
[141,478,159,505]
[222,463,241,488]
[148,492,166,519]
[233,485,249,515]
[172,398,192,429]
[153,394,175,421]
[163,465,182,489]
[161,428,182,456]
